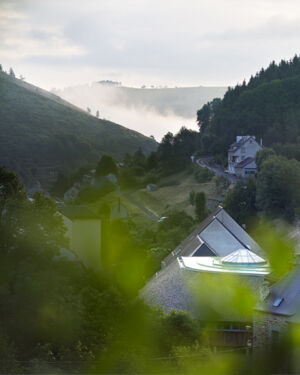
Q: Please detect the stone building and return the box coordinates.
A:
[254,264,300,349]
[141,206,269,347]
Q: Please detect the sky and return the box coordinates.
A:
[1,0,300,91]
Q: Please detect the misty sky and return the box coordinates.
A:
[1,0,300,90]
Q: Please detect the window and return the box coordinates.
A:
[241,147,246,153]
[273,297,283,307]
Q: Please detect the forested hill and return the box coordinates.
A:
[0,71,157,187]
[197,55,300,160]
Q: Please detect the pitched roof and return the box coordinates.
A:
[141,207,264,318]
[161,206,263,268]
[256,265,300,319]
[228,136,255,152]
[60,205,101,220]
[235,157,255,169]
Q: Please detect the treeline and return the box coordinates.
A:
[196,55,300,161]
[224,148,300,224]
[118,127,201,189]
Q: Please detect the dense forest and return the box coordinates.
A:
[197,55,300,161]
[0,70,156,187]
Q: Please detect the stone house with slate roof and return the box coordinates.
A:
[254,264,300,349]
[141,206,267,348]
[60,205,102,270]
[228,136,262,175]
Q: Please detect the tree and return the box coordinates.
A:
[96,155,118,177]
[9,67,15,77]
[146,152,158,170]
[87,107,91,114]
[256,156,300,222]
[194,192,207,221]
[255,148,276,172]
[224,177,257,226]
[96,110,99,118]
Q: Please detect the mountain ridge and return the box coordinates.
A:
[0,72,157,188]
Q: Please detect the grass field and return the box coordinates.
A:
[133,169,222,219]
[88,168,224,222]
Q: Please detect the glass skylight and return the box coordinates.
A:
[273,297,283,307]
[221,249,266,265]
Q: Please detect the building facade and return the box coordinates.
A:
[228,136,262,175]
[61,205,102,271]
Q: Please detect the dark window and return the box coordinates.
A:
[193,243,215,256]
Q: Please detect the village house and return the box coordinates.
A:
[141,206,268,348]
[254,264,300,348]
[228,136,262,176]
[60,205,102,270]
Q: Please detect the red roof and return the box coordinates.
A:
[235,157,255,169]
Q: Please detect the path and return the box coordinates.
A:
[123,192,160,221]
[196,157,238,184]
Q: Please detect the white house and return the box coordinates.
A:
[235,157,257,178]
[228,136,262,175]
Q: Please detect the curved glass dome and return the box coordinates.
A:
[221,249,266,265]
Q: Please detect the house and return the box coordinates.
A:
[141,206,267,347]
[234,157,257,178]
[254,264,300,349]
[64,184,80,202]
[228,136,262,175]
[60,205,101,270]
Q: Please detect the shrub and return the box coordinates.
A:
[194,167,214,183]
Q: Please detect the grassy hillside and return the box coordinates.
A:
[0,72,157,187]
[89,169,221,222]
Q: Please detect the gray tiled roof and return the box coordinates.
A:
[256,265,300,320]
[228,136,255,152]
[141,206,264,315]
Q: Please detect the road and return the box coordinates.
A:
[196,157,238,184]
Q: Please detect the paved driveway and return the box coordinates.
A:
[196,157,238,184]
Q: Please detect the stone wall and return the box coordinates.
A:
[253,311,288,348]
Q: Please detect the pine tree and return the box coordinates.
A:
[9,67,15,77]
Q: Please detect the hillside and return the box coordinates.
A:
[197,56,300,160]
[0,72,157,187]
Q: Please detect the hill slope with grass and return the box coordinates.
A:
[0,72,157,187]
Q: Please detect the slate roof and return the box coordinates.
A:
[161,206,263,268]
[60,205,101,220]
[256,265,300,321]
[228,136,255,152]
[141,206,264,316]
[235,157,255,169]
